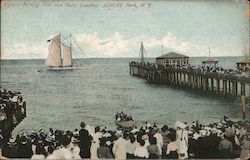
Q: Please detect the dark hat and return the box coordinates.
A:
[80,122,86,128]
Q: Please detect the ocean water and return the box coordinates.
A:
[0,57,246,134]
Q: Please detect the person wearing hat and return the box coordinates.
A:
[126,134,138,159]
[145,121,151,128]
[166,134,178,159]
[153,128,163,157]
[219,135,233,158]
[130,126,139,134]
[240,134,250,159]
[79,122,92,158]
[160,125,171,158]
[90,126,103,160]
[134,139,149,159]
[34,139,47,157]
[175,121,189,159]
[97,138,113,159]
[142,134,150,148]
[53,136,73,159]
[207,128,220,158]
[1,138,17,158]
[30,145,46,160]
[16,136,33,158]
[225,122,236,144]
[69,136,81,159]
[112,132,128,159]
[147,136,160,159]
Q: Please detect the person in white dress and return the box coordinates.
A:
[90,126,103,159]
[68,136,81,159]
[175,121,189,159]
[154,129,163,156]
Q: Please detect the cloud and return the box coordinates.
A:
[1,42,48,59]
[161,32,193,52]
[1,32,205,59]
[75,32,194,58]
[75,32,129,57]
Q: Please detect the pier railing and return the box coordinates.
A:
[129,61,250,98]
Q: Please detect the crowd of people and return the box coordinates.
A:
[0,88,26,139]
[0,116,249,159]
[115,111,133,122]
[130,61,250,78]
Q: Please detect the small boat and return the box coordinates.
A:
[45,33,85,70]
[115,120,134,129]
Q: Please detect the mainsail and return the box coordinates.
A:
[45,33,85,70]
[62,44,72,67]
[46,35,62,67]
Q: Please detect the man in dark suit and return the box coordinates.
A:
[79,122,92,158]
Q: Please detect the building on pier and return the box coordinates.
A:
[156,52,189,66]
[237,59,250,71]
[202,48,218,68]
[202,57,218,68]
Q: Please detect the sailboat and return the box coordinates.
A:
[45,33,84,70]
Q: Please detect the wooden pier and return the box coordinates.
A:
[129,62,250,99]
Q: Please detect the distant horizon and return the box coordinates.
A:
[0,55,249,61]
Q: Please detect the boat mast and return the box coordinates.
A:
[59,33,63,67]
[140,42,145,63]
[70,33,73,67]
[161,44,163,56]
[208,47,211,58]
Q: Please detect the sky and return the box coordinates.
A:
[1,0,249,59]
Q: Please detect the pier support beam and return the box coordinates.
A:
[199,77,202,89]
[228,81,232,95]
[241,83,246,96]
[217,79,220,94]
[211,78,214,92]
[205,78,209,91]
[232,81,238,96]
[223,80,227,96]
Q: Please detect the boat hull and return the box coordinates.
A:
[47,66,82,70]
[115,120,134,128]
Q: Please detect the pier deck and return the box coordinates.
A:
[129,62,250,98]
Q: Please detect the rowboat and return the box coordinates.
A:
[115,120,134,129]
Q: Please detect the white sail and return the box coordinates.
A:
[62,44,72,67]
[45,35,62,67]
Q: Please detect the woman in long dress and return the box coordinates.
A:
[90,126,103,159]
[175,121,188,159]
